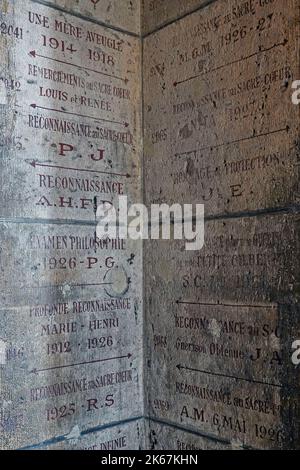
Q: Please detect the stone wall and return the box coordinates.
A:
[0,0,299,450]
[143,0,300,450]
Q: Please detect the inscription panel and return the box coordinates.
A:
[146,214,300,305]
[143,0,299,216]
[145,214,300,449]
[0,0,141,222]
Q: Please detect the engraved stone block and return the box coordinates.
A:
[46,0,141,34]
[0,0,142,222]
[0,285,142,448]
[43,420,145,450]
[143,0,299,216]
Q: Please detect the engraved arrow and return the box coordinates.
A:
[176,364,282,389]
[176,300,277,309]
[30,103,129,128]
[30,353,133,374]
[29,50,129,84]
[174,40,288,87]
[27,160,131,178]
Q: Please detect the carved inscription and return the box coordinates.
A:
[143,0,299,215]
[0,0,141,221]
[142,0,206,35]
[46,0,140,34]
